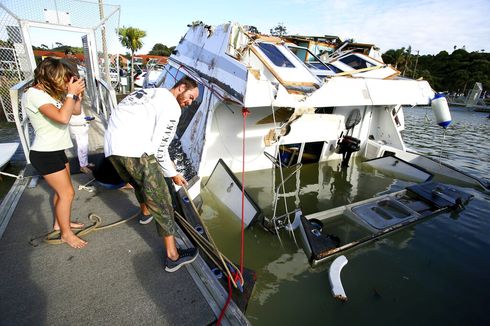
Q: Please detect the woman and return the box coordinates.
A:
[23,57,86,248]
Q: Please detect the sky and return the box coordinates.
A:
[25,0,490,55]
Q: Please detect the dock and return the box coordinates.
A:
[0,165,249,325]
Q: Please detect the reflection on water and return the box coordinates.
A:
[403,106,490,183]
[201,107,490,325]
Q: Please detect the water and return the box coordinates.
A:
[0,122,25,202]
[199,107,490,325]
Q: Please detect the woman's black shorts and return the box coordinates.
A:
[29,150,68,175]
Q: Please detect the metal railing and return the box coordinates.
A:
[0,0,120,122]
[9,78,33,162]
[9,76,116,163]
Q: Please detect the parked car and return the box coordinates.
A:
[134,69,163,88]
[134,71,147,88]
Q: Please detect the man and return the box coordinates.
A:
[104,76,199,272]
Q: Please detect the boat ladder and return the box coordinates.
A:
[263,152,302,237]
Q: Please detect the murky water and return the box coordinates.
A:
[0,122,25,202]
[199,107,490,325]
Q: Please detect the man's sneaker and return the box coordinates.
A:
[165,248,198,272]
[139,214,153,224]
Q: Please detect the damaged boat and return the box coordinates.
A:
[156,21,486,226]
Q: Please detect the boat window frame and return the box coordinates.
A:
[287,44,339,74]
[338,54,375,70]
[256,42,296,68]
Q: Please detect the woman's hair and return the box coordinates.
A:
[33,57,79,101]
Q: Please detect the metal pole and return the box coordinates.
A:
[99,0,110,84]
[19,21,37,73]
[413,50,419,78]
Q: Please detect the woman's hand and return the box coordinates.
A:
[67,77,85,96]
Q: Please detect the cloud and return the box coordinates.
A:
[284,0,490,54]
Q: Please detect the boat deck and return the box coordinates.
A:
[0,168,246,325]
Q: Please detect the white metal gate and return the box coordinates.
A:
[0,0,120,122]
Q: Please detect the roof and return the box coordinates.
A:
[134,54,168,64]
[33,50,84,62]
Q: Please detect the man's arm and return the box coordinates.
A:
[154,115,187,186]
[156,147,187,186]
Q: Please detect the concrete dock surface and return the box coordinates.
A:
[0,171,241,325]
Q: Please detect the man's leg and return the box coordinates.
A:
[137,155,178,257]
[109,156,146,206]
[138,202,153,224]
[137,155,197,271]
[110,155,197,271]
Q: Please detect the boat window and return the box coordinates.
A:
[300,142,324,164]
[256,107,295,124]
[278,144,301,167]
[315,107,334,114]
[310,62,341,73]
[339,55,374,70]
[289,46,308,62]
[288,45,340,74]
[157,65,186,89]
[257,43,295,68]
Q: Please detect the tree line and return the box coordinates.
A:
[382,47,489,95]
[29,24,489,95]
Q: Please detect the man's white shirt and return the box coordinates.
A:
[104,88,181,177]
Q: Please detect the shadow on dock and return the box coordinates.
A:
[0,172,216,325]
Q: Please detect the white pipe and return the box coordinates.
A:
[329,255,349,301]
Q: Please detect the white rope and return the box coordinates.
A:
[78,178,96,193]
[0,171,23,180]
[437,129,447,167]
[267,83,298,245]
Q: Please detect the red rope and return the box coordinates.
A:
[217,276,233,325]
[240,107,249,275]
[217,107,249,323]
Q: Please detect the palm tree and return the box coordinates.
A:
[393,47,406,70]
[117,26,146,91]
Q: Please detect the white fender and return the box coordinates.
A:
[329,255,349,301]
[431,93,452,128]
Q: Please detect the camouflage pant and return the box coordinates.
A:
[108,154,175,237]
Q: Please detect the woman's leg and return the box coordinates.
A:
[52,196,84,230]
[52,164,84,230]
[44,163,87,248]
